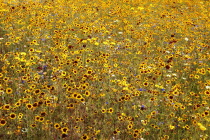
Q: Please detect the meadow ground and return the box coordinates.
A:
[0,0,209,139]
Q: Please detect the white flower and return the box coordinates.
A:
[206,86,210,89]
[118,32,123,34]
[111,137,114,140]
[185,37,189,41]
[172,73,177,76]
[184,63,190,66]
[0,91,5,95]
[21,128,28,133]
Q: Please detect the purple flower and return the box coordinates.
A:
[38,72,43,75]
[138,88,143,91]
[138,88,146,91]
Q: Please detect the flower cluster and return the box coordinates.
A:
[0,0,209,139]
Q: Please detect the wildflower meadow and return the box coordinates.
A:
[0,0,209,139]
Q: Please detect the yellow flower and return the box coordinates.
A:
[107,108,114,113]
[103,41,108,45]
[155,84,164,89]
[94,42,99,45]
[121,113,126,116]
[7,131,13,135]
[141,120,147,125]
[82,40,87,43]
[36,50,41,53]
[205,118,210,122]
[61,71,66,76]
[169,125,175,130]
[61,127,69,134]
[6,88,13,94]
[0,9,9,12]
[114,64,118,67]
[95,130,100,135]
[110,42,116,45]
[5,42,11,45]
[138,7,144,10]
[104,64,108,67]
[20,52,26,56]
[0,119,7,126]
[99,93,105,97]
[123,86,129,91]
[197,123,207,131]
